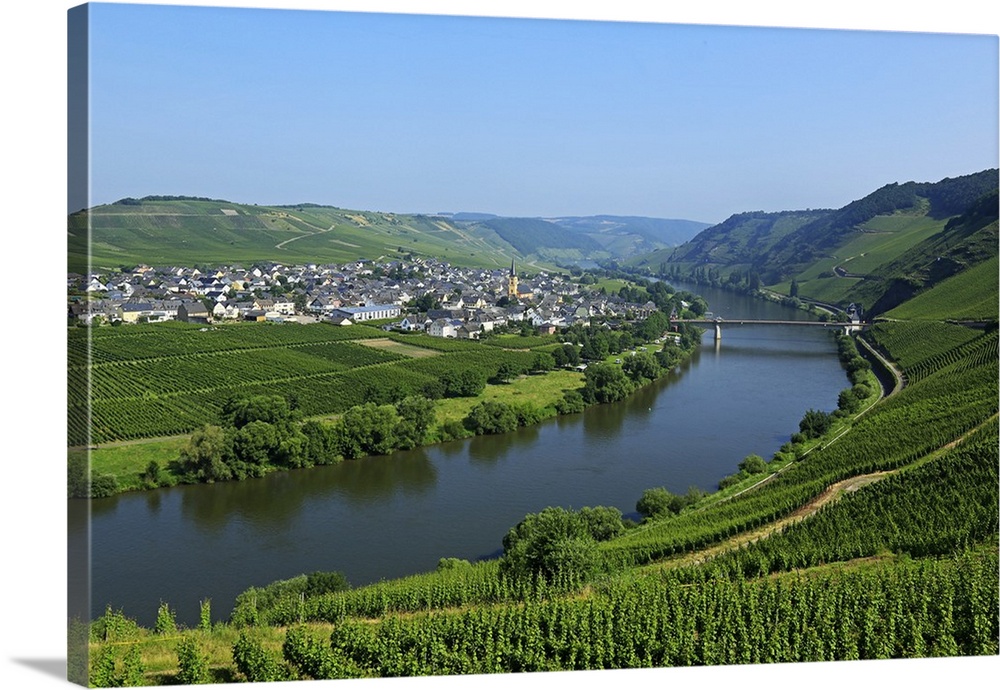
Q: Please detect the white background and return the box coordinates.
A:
[1,1,997,689]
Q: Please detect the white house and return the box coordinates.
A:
[428,318,459,338]
[328,304,401,322]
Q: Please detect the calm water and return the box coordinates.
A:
[70,282,850,626]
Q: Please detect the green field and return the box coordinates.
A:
[885,254,999,321]
[70,321,543,445]
[769,210,949,304]
[80,315,999,683]
[69,199,559,273]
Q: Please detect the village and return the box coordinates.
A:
[68,256,670,338]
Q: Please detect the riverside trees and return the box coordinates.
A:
[178,393,438,481]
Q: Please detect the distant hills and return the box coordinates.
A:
[70,198,707,274]
[629,169,998,319]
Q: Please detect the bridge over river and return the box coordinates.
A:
[671,318,862,340]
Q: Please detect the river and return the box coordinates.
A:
[69,281,850,627]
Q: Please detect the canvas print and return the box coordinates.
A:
[67,2,999,687]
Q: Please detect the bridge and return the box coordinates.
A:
[670,318,861,341]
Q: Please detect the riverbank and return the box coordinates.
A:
[78,331,702,497]
[75,318,1000,684]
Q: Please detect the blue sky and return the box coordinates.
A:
[81,2,998,224]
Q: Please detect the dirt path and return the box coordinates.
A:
[275,219,335,250]
[655,413,997,572]
[661,471,891,570]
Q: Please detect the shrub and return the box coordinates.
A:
[154,601,177,635]
[233,631,289,682]
[304,571,351,598]
[798,409,833,439]
[437,557,472,571]
[91,605,140,643]
[738,454,768,475]
[636,487,681,519]
[463,401,519,435]
[555,390,586,415]
[577,506,625,541]
[90,473,119,499]
[500,506,603,583]
[199,599,212,631]
[175,638,210,685]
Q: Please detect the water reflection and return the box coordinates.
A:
[142,488,162,515]
[323,449,437,503]
[467,424,541,465]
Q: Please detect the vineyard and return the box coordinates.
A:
[81,317,1000,684]
[69,322,549,445]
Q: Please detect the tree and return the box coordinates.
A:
[577,506,625,541]
[621,351,662,384]
[492,361,520,384]
[561,343,580,366]
[303,571,350,597]
[738,454,768,475]
[179,424,232,482]
[838,387,862,413]
[335,403,400,459]
[221,395,297,429]
[530,351,556,373]
[500,507,602,583]
[636,487,679,519]
[394,396,435,449]
[555,389,586,415]
[636,310,670,341]
[463,401,519,435]
[230,421,281,477]
[799,409,833,439]
[582,362,635,404]
[300,420,339,466]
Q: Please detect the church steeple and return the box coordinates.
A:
[507,258,518,298]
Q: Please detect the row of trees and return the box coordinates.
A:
[178,394,438,481]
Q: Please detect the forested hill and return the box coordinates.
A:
[629,168,998,317]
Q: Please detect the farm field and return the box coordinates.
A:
[69,321,544,445]
[82,318,999,682]
[885,254,1000,322]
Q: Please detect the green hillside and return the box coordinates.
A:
[547,215,709,257]
[69,197,549,273]
[846,188,999,315]
[474,217,607,262]
[71,197,706,273]
[629,169,998,315]
[885,254,999,321]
